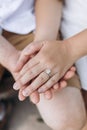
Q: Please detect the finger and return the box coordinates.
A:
[15,41,44,72]
[70,66,76,72]
[53,83,60,90]
[14,54,30,73]
[23,41,44,56]
[30,91,40,104]
[18,86,26,101]
[63,71,75,80]
[38,73,59,93]
[51,87,58,93]
[17,56,39,80]
[19,58,39,77]
[22,71,50,97]
[44,89,53,100]
[13,64,44,90]
[63,66,76,80]
[18,85,40,103]
[59,80,67,89]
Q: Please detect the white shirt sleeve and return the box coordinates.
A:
[61,0,87,90]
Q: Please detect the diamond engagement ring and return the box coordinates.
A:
[45,69,51,78]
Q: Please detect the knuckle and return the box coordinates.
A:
[17,80,23,87]
[46,60,55,69]
[24,63,28,69]
[29,70,33,75]
[44,85,48,90]
[30,44,34,50]
[40,76,45,81]
[28,61,32,68]
[20,78,25,85]
[28,87,34,93]
[20,68,26,75]
[31,83,37,90]
[30,87,34,92]
[20,74,30,85]
[51,78,57,83]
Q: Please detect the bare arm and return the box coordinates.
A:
[67,29,87,61]
[13,29,87,95]
[34,0,63,41]
[0,35,19,71]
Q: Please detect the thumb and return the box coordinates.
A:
[14,41,44,72]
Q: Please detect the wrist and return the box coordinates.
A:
[65,30,87,61]
[7,50,20,72]
[1,50,20,73]
[0,35,20,72]
[63,39,79,63]
[34,30,58,42]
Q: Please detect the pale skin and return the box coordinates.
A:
[0,35,75,103]
[0,37,86,130]
[0,1,87,130]
[0,0,75,103]
[15,0,76,102]
[13,29,87,98]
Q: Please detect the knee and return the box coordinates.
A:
[43,106,86,130]
[45,107,86,130]
[38,88,86,130]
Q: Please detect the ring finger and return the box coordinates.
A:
[38,73,59,93]
[22,71,52,97]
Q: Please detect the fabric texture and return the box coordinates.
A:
[61,0,87,90]
[0,0,35,34]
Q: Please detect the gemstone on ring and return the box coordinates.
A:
[45,69,51,76]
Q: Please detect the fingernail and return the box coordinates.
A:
[22,90,29,97]
[13,83,20,90]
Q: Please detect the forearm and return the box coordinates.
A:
[66,29,87,62]
[34,0,62,41]
[0,35,18,71]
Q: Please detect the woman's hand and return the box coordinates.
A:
[13,40,75,98]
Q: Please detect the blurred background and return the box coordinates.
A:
[0,70,51,130]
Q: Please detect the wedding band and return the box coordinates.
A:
[45,69,51,78]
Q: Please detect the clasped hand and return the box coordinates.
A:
[13,40,75,104]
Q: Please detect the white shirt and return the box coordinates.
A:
[61,0,87,90]
[0,0,36,34]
